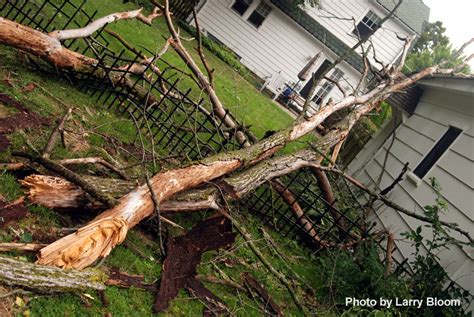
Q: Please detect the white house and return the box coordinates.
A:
[194,0,429,112]
[347,76,474,300]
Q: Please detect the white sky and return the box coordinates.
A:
[422,0,474,68]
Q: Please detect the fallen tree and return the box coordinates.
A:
[0,0,471,285]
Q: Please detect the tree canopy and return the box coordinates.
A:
[404,21,470,74]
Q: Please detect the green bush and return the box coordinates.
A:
[316,242,410,306]
[400,178,472,316]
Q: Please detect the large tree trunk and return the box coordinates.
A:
[0,16,445,269]
[34,105,392,269]
[0,255,105,293]
[21,174,219,212]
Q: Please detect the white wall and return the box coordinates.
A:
[196,0,361,105]
[305,0,415,66]
[348,79,474,298]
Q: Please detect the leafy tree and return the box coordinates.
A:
[293,0,320,8]
[404,21,470,74]
[412,21,449,53]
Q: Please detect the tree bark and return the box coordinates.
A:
[270,179,328,248]
[311,168,348,239]
[0,15,450,269]
[0,255,105,293]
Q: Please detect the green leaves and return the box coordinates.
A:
[404,21,471,74]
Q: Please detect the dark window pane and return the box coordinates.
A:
[353,10,381,39]
[413,126,462,179]
[299,59,332,99]
[232,0,252,16]
[353,22,372,38]
[313,95,323,105]
[248,11,265,27]
[247,2,271,28]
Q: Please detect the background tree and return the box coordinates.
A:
[404,21,470,74]
[412,21,449,53]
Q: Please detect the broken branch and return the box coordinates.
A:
[49,8,162,41]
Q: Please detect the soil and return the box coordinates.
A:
[0,197,28,228]
[0,93,50,151]
[0,135,10,152]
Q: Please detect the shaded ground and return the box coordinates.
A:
[0,93,50,151]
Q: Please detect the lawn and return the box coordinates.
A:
[0,2,324,316]
[79,1,296,140]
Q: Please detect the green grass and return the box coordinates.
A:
[71,1,296,140]
[0,171,23,202]
[0,2,338,315]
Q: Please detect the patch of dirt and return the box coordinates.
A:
[0,135,10,152]
[0,93,29,113]
[0,286,14,317]
[0,93,50,152]
[0,197,28,228]
[0,113,50,134]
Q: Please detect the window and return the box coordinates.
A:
[353,10,381,39]
[247,1,272,28]
[299,59,332,99]
[231,0,253,16]
[413,126,462,179]
[312,68,344,105]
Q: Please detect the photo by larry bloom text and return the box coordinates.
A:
[345,297,462,309]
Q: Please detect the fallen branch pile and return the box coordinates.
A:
[0,1,471,314]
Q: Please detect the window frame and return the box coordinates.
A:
[247,1,272,29]
[231,0,253,17]
[312,68,344,106]
[352,9,382,39]
[407,125,463,185]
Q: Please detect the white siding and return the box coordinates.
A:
[197,0,363,102]
[305,0,415,66]
[348,80,474,298]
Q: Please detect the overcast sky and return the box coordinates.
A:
[422,0,474,68]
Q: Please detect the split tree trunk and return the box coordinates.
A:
[0,16,445,269]
[35,104,395,269]
[21,174,219,212]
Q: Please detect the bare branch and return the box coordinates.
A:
[42,108,73,158]
[0,243,47,252]
[324,75,347,97]
[301,0,404,115]
[316,166,473,244]
[162,0,251,147]
[49,8,162,41]
[192,8,215,87]
[395,36,415,73]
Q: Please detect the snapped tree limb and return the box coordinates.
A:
[0,8,464,270]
